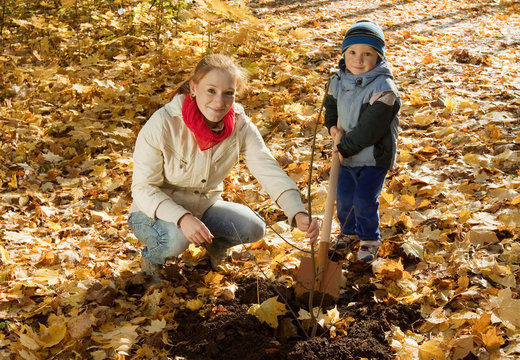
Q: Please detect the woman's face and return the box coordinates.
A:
[190,69,236,127]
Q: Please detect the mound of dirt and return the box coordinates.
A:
[168,276,421,360]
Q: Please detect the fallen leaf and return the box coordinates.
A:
[144,318,166,334]
[247,296,287,328]
[419,339,446,360]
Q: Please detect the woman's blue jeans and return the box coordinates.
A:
[128,200,266,264]
[336,165,387,241]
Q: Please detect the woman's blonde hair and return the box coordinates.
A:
[171,54,248,99]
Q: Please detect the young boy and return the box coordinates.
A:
[324,19,401,263]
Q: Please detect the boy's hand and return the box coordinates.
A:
[330,126,341,139]
[331,126,345,163]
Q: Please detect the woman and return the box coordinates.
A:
[128,54,319,281]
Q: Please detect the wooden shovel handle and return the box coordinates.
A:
[316,149,340,282]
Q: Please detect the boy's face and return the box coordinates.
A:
[343,44,379,75]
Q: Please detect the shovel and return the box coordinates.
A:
[295,152,342,304]
[295,131,342,304]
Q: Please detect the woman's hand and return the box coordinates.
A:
[294,212,319,245]
[178,214,214,245]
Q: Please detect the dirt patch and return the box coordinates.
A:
[168,276,421,360]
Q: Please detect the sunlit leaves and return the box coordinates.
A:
[1,0,519,358]
[247,296,287,328]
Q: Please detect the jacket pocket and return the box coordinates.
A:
[163,144,193,181]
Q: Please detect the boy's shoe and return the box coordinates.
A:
[331,234,358,252]
[205,244,228,272]
[356,240,382,263]
[140,257,163,284]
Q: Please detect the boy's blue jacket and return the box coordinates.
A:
[324,59,401,171]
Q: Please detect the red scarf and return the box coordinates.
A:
[182,95,235,151]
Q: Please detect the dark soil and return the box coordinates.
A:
[168,274,421,360]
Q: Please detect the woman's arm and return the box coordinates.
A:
[131,112,190,224]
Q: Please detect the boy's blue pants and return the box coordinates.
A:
[336,165,387,241]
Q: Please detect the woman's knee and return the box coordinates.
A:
[248,219,266,242]
[128,212,188,262]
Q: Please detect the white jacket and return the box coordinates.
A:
[129,94,306,226]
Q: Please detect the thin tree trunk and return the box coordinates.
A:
[75,0,81,60]
[0,0,7,44]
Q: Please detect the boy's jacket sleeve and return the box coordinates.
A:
[337,92,399,158]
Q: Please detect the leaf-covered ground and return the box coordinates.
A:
[1,0,519,359]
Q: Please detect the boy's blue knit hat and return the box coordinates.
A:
[341,20,385,58]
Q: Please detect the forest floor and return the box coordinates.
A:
[0,0,519,359]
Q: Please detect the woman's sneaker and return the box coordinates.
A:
[356,240,382,263]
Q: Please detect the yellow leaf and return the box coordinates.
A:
[413,109,435,126]
[61,0,75,7]
[489,288,520,329]
[401,238,424,260]
[247,296,287,328]
[459,209,471,223]
[185,298,203,311]
[450,335,474,360]
[399,149,413,162]
[18,327,41,351]
[186,243,205,261]
[288,28,313,40]
[397,212,413,229]
[311,185,328,212]
[472,313,491,335]
[465,230,498,246]
[376,258,410,281]
[30,268,61,286]
[48,221,61,231]
[90,165,107,177]
[407,89,429,106]
[488,125,504,139]
[418,340,446,360]
[242,60,260,75]
[442,97,457,116]
[462,153,482,165]
[482,327,505,351]
[8,173,17,189]
[38,315,67,347]
[417,199,430,208]
[144,319,166,334]
[511,194,520,205]
[412,35,433,43]
[204,271,224,286]
[204,0,252,20]
[457,275,469,289]
[380,190,394,205]
[401,194,416,206]
[291,227,306,241]
[94,324,139,356]
[72,83,93,94]
[91,350,108,360]
[0,245,10,264]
